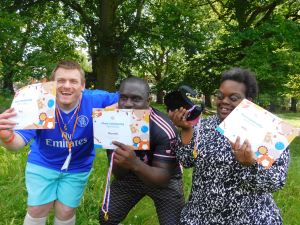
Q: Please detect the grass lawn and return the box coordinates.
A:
[273,111,300,128]
[0,103,299,224]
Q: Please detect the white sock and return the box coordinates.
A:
[23,212,47,225]
[53,215,76,225]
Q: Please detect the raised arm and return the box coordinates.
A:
[170,107,193,145]
[170,107,198,168]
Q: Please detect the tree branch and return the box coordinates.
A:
[207,0,232,28]
[122,0,145,39]
[140,46,156,62]
[247,0,283,27]
[292,14,300,22]
[60,0,102,39]
[137,57,155,77]
[164,51,169,76]
[154,50,158,67]
[285,0,297,19]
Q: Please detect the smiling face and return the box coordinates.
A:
[217,80,247,121]
[118,82,150,109]
[55,67,85,111]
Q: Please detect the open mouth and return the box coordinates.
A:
[220,107,231,113]
[61,92,72,96]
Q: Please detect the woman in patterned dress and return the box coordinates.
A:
[171,67,290,225]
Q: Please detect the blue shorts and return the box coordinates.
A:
[25,162,92,208]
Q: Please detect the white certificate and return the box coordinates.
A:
[93,109,150,150]
[216,99,299,169]
[10,82,57,129]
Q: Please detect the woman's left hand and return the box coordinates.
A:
[230,137,256,167]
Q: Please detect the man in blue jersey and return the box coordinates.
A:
[99,77,185,225]
[0,60,119,225]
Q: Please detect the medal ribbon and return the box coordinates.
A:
[55,97,82,171]
[56,101,80,131]
[183,105,203,157]
[101,151,115,221]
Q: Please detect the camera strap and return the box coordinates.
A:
[183,105,203,158]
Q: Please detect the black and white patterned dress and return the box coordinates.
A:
[175,115,290,225]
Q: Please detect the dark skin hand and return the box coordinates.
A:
[170,107,193,145]
[230,137,256,167]
[110,141,175,189]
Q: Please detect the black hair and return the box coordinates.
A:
[120,77,150,98]
[221,67,258,99]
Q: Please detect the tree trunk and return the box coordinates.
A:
[269,101,275,112]
[3,71,15,95]
[205,94,212,108]
[156,90,164,104]
[3,80,14,95]
[291,97,297,112]
[94,0,119,92]
[95,53,119,92]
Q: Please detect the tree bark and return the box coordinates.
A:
[205,94,212,108]
[269,101,275,112]
[3,71,15,95]
[291,97,297,112]
[96,53,119,92]
[156,90,164,104]
[154,67,163,103]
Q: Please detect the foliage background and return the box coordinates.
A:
[1,0,299,107]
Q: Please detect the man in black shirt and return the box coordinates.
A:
[99,77,184,225]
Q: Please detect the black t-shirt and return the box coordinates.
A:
[107,106,182,176]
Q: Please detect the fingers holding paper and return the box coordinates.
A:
[230,136,256,167]
[112,140,141,171]
[0,108,17,138]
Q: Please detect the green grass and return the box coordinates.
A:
[273,112,300,128]
[273,135,300,224]
[0,103,299,224]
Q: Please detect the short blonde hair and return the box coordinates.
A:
[50,60,85,84]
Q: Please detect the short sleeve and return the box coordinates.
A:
[83,89,119,108]
[15,129,37,145]
[150,108,178,164]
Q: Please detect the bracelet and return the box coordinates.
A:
[4,133,15,144]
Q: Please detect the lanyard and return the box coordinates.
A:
[56,102,80,131]
[55,97,82,171]
[101,151,115,221]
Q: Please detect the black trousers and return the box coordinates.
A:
[99,171,185,225]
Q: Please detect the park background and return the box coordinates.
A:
[0,0,300,224]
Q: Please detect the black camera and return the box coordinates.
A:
[164,85,205,124]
